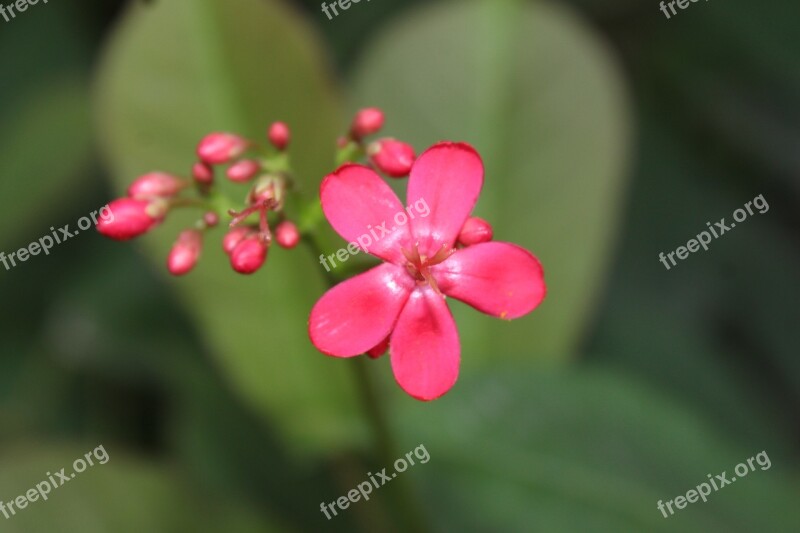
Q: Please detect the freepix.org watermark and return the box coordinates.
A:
[320,444,430,520]
[0,204,114,271]
[657,450,771,518]
[0,445,110,520]
[659,194,768,270]
[318,198,430,272]
[0,0,50,24]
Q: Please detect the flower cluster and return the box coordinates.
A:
[96,122,301,276]
[98,107,546,401]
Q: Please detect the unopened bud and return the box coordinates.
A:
[197,132,249,165]
[96,198,165,241]
[230,236,267,274]
[203,212,219,228]
[167,230,202,276]
[128,172,184,199]
[248,174,284,206]
[268,121,291,150]
[368,139,415,177]
[367,336,390,359]
[350,108,384,140]
[192,162,214,184]
[458,216,493,246]
[226,159,260,183]
[275,221,300,249]
[222,227,252,254]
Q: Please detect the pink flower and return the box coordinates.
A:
[309,142,546,400]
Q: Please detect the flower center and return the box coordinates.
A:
[401,243,454,295]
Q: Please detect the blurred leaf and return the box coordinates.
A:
[349,0,632,364]
[0,78,92,248]
[0,445,280,532]
[395,366,800,532]
[588,113,800,449]
[95,0,366,455]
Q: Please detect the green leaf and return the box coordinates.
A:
[0,445,281,532]
[349,0,632,363]
[94,0,365,455]
[394,367,800,532]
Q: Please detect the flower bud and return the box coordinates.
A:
[275,221,300,249]
[127,172,184,199]
[226,159,260,183]
[458,216,493,246]
[368,139,415,177]
[197,132,249,165]
[167,230,202,276]
[203,212,219,228]
[367,336,390,359]
[248,174,284,206]
[230,236,267,274]
[222,227,252,254]
[192,162,214,184]
[268,121,291,150]
[350,108,384,140]
[96,198,165,241]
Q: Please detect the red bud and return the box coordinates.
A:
[167,230,202,276]
[230,236,267,274]
[96,198,165,241]
[226,159,260,183]
[458,217,493,246]
[275,221,300,249]
[366,336,390,359]
[222,227,252,254]
[192,162,214,184]
[350,108,384,140]
[127,172,184,199]
[197,132,249,165]
[268,122,291,150]
[368,139,415,177]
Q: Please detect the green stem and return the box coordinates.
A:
[305,237,431,533]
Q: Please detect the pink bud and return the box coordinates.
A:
[192,162,214,184]
[203,212,219,228]
[268,121,291,150]
[167,230,202,276]
[226,159,260,183]
[197,132,249,165]
[368,139,416,177]
[127,172,184,199]
[96,198,165,241]
[275,221,300,249]
[367,336,390,359]
[230,236,267,274]
[350,108,384,139]
[222,227,252,254]
[458,216,493,246]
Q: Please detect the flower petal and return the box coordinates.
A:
[431,242,546,319]
[406,142,484,257]
[390,287,460,401]
[320,164,413,264]
[309,263,413,357]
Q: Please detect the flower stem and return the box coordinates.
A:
[305,237,430,533]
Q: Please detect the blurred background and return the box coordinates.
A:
[0,0,797,531]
